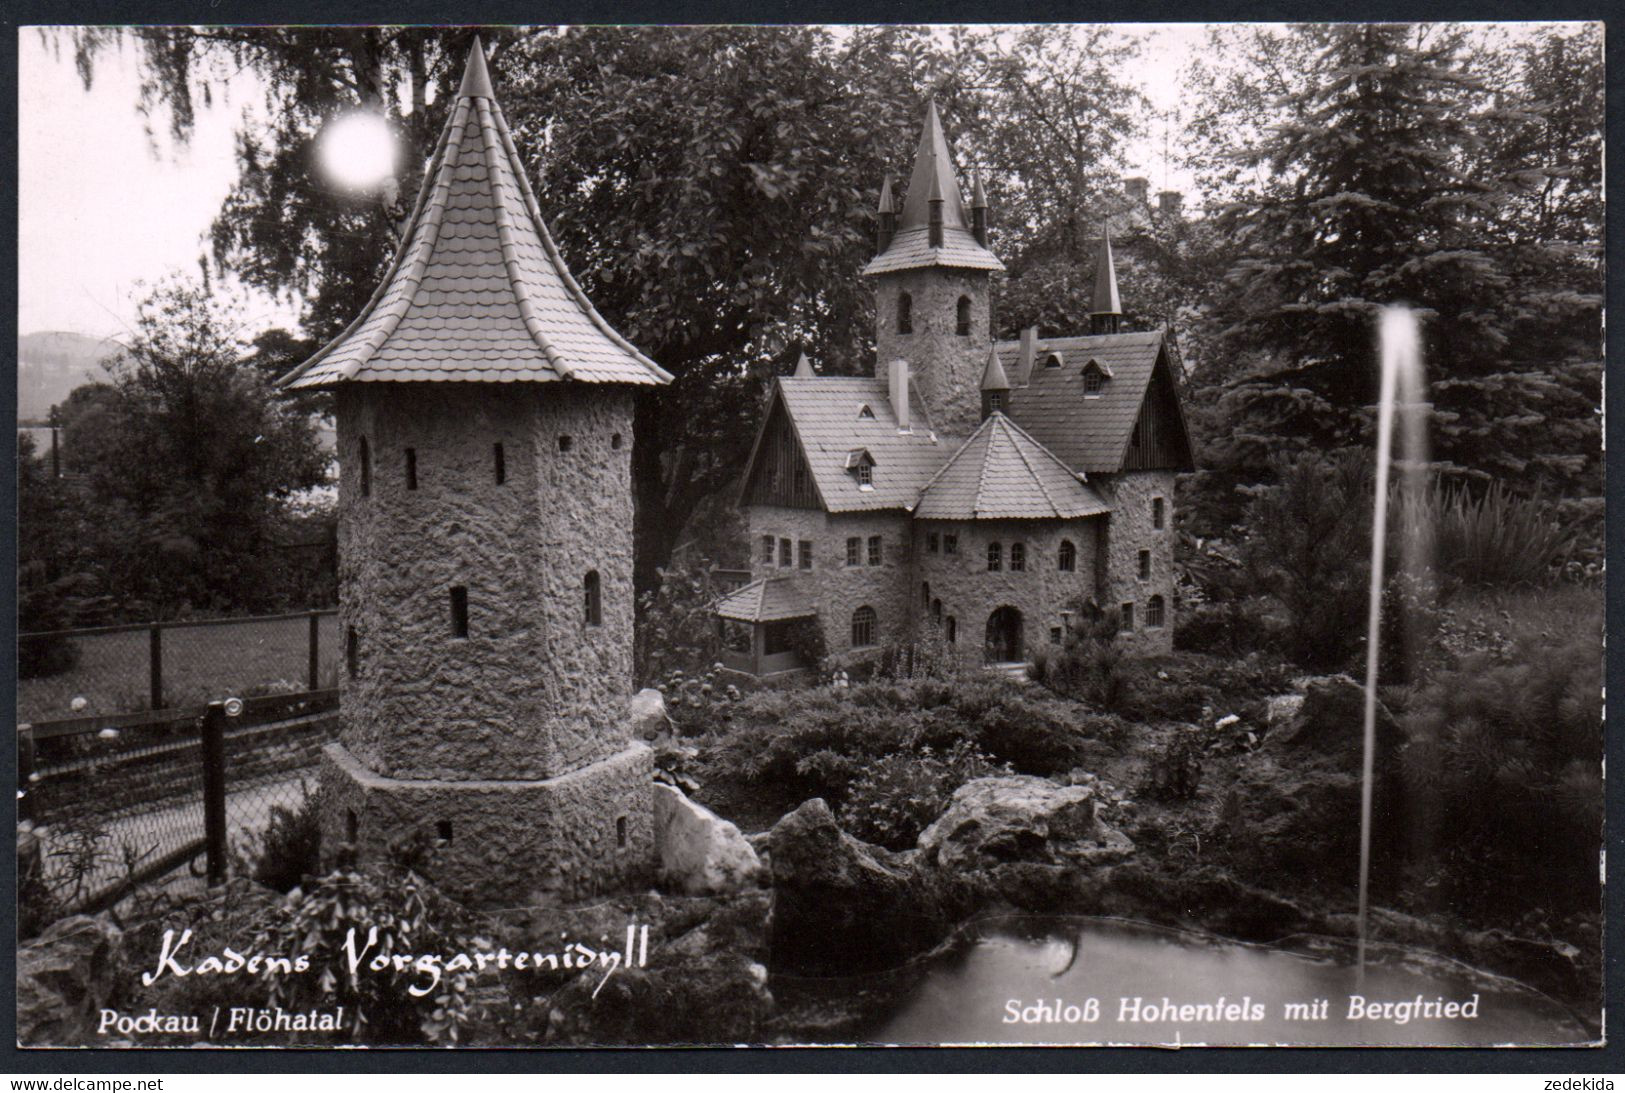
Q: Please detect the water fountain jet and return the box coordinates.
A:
[1359,305,1430,984]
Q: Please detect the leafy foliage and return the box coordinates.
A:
[1139,729,1204,803]
[1238,451,1372,670]
[840,741,1008,851]
[1394,479,1572,589]
[1398,624,1601,916]
[245,791,323,894]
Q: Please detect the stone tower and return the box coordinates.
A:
[863,100,1004,437]
[277,40,672,907]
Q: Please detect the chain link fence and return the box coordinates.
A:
[19,609,342,725]
[19,688,338,920]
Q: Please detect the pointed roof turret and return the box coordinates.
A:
[458,35,495,99]
[863,99,1003,276]
[1091,228,1122,318]
[980,345,1009,391]
[876,174,896,215]
[793,351,816,378]
[971,168,988,210]
[278,40,671,391]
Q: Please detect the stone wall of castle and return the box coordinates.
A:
[872,268,991,438]
[912,516,1104,669]
[1092,470,1177,654]
[335,383,636,782]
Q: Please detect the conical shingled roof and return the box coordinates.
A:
[863,99,1003,277]
[279,40,671,391]
[915,412,1108,521]
[1091,230,1122,317]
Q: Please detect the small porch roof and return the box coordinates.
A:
[714,577,817,623]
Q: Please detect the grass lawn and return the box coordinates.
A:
[19,614,343,724]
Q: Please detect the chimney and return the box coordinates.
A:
[890,358,911,432]
[1124,176,1149,205]
[1158,190,1183,218]
[1018,326,1037,380]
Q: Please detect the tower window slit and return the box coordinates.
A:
[493,442,506,484]
[359,437,371,497]
[585,570,602,626]
[404,447,417,490]
[345,626,359,679]
[451,586,469,638]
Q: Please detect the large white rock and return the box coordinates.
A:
[653,782,763,896]
[917,775,1133,872]
[630,687,671,742]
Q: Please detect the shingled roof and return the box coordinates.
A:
[998,330,1182,474]
[278,40,671,391]
[915,412,1108,521]
[862,100,1003,277]
[766,376,950,512]
[714,577,817,623]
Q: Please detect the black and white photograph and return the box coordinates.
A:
[12,20,1606,1052]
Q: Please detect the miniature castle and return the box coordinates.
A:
[277,41,671,905]
[717,101,1194,677]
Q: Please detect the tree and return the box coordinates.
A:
[1186,24,1601,507]
[50,279,329,619]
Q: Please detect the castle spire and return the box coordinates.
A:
[458,35,495,100]
[793,351,816,378]
[875,174,897,256]
[1090,228,1122,335]
[971,168,989,248]
[898,98,968,233]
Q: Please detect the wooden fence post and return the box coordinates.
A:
[201,703,228,887]
[149,625,163,711]
[308,611,321,692]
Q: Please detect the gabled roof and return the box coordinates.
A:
[915,412,1109,521]
[278,40,671,391]
[759,376,949,512]
[714,578,816,623]
[998,330,1192,474]
[862,100,1003,277]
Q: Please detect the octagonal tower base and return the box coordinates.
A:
[317,740,655,908]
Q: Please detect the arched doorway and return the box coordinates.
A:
[984,605,1024,664]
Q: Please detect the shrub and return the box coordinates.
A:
[1239,451,1371,670]
[840,741,1009,850]
[1139,729,1204,802]
[1173,597,1276,657]
[1397,626,1602,917]
[1030,609,1127,709]
[247,790,322,893]
[246,860,483,1044]
[1395,480,1572,590]
[634,559,723,685]
[656,663,741,736]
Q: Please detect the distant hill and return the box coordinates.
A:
[17,331,126,423]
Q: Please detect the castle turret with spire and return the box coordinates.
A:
[278,40,671,906]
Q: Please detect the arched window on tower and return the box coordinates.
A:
[584,571,602,627]
[987,542,1002,571]
[1058,539,1076,572]
[897,292,913,334]
[956,296,971,336]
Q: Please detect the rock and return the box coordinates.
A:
[917,776,1133,872]
[1264,693,1305,726]
[767,798,938,975]
[1270,674,1400,757]
[16,915,124,1046]
[653,782,764,896]
[630,688,671,742]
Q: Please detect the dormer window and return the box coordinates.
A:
[1082,358,1112,397]
[846,448,876,490]
[1044,352,1063,369]
[858,403,876,420]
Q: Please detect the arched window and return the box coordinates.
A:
[956,296,971,336]
[946,616,957,644]
[1146,595,1166,628]
[450,586,469,638]
[493,442,507,485]
[584,571,602,626]
[931,598,943,624]
[851,605,877,648]
[404,448,418,490]
[1058,539,1076,572]
[358,437,371,497]
[987,542,1002,571]
[922,581,931,609]
[611,433,623,450]
[897,292,913,334]
[1152,496,1165,530]
[345,626,359,679]
[1010,542,1026,571]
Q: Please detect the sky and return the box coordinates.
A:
[14,24,1207,342]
